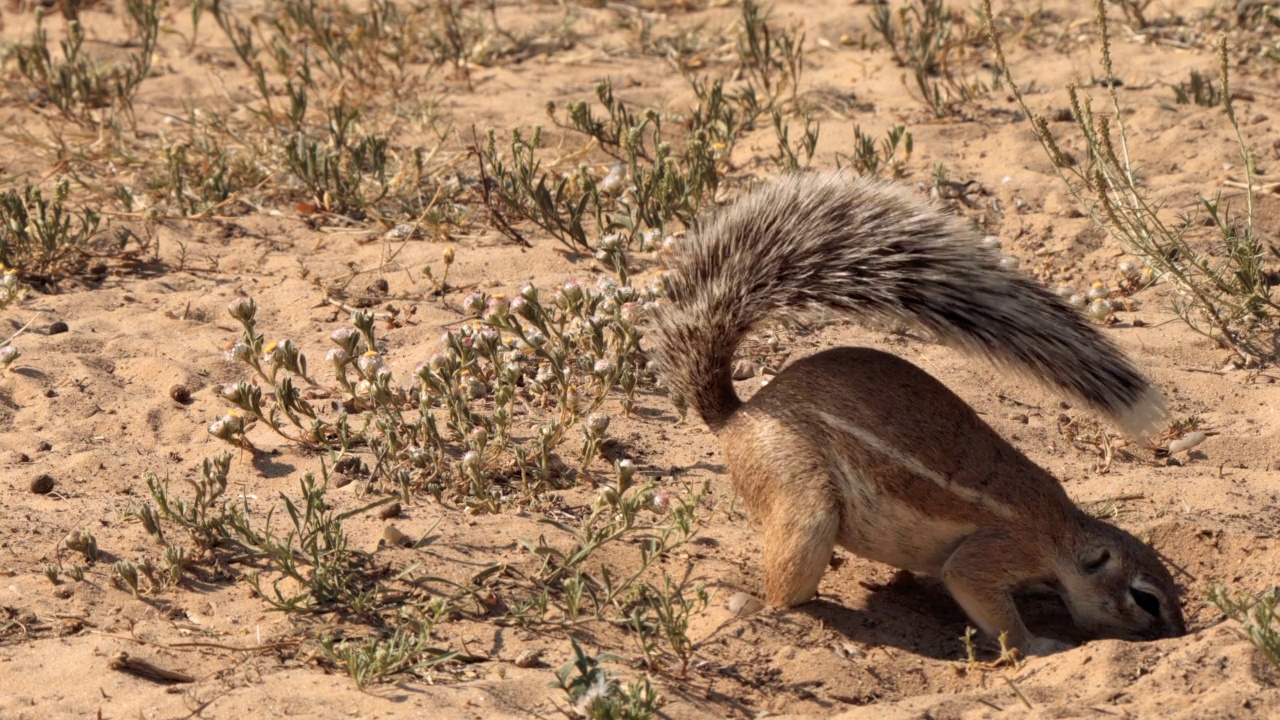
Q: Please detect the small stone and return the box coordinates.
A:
[37,441,52,452]
[383,525,410,547]
[727,592,764,617]
[52,585,74,599]
[30,474,55,494]
[48,321,69,335]
[378,502,402,520]
[514,649,545,668]
[1008,412,1029,424]
[731,360,758,380]
[12,452,31,463]
[169,384,191,404]
[834,643,865,660]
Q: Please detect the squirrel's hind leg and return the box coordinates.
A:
[721,418,840,607]
[760,496,840,607]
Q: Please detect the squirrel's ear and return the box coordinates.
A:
[1080,548,1112,575]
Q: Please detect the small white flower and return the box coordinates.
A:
[651,492,672,514]
[621,302,641,324]
[561,280,584,303]
[1117,260,1141,281]
[226,297,256,323]
[586,413,610,435]
[462,451,481,473]
[330,327,358,347]
[462,292,486,316]
[357,353,383,375]
[1087,299,1112,320]
[574,673,612,716]
[225,342,251,363]
[598,164,625,195]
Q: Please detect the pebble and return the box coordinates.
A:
[727,591,764,617]
[48,321,69,335]
[378,502,402,520]
[382,525,410,547]
[514,649,545,668]
[30,474,55,494]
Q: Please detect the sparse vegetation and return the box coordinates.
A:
[734,0,806,108]
[982,0,1279,359]
[15,0,162,127]
[838,123,914,177]
[1210,585,1280,671]
[1172,68,1222,107]
[551,639,662,719]
[871,0,991,117]
[1,0,1278,714]
[0,180,102,278]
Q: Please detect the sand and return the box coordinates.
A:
[1,0,1279,717]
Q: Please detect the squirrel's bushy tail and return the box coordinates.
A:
[647,172,1165,437]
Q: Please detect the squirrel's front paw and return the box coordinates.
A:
[1022,636,1073,657]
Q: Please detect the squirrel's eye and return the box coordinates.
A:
[1083,549,1111,573]
[1130,587,1162,618]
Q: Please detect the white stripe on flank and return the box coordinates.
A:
[817,411,1016,520]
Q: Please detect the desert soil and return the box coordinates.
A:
[2,0,1279,718]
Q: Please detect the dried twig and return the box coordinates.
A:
[108,651,196,683]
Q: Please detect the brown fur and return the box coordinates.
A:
[648,172,1166,437]
[722,349,1183,653]
[647,173,1183,654]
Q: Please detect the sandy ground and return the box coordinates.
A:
[2,0,1280,717]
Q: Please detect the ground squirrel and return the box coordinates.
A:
[648,172,1185,656]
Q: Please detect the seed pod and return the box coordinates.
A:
[1168,432,1206,455]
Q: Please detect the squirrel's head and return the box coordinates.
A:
[1055,520,1185,642]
